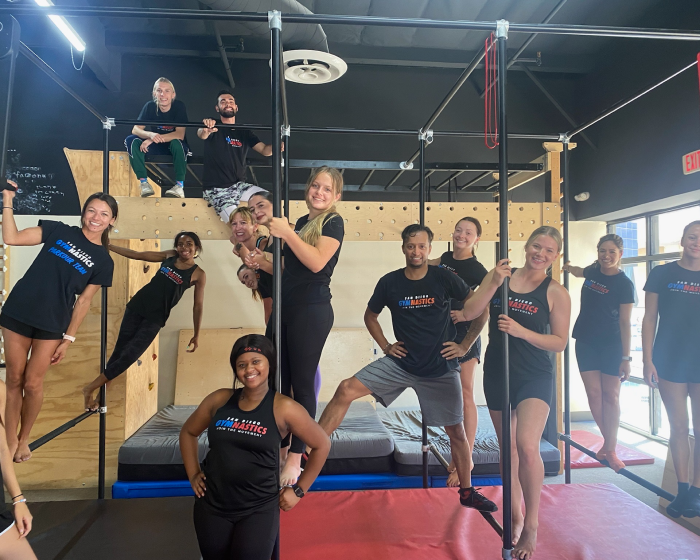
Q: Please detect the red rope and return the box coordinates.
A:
[484,33,498,149]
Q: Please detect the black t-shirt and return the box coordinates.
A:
[2,220,114,333]
[643,262,700,374]
[281,214,344,305]
[572,265,635,344]
[202,125,261,189]
[438,252,488,341]
[368,266,470,378]
[256,238,273,300]
[203,389,282,516]
[137,100,188,140]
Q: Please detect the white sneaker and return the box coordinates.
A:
[140,182,155,197]
[164,185,185,198]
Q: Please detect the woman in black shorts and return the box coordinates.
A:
[0,182,116,462]
[429,217,488,486]
[180,334,330,560]
[265,168,344,486]
[564,234,635,472]
[460,226,570,560]
[82,232,206,410]
[642,220,700,519]
[0,379,36,558]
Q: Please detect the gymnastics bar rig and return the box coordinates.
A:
[2,5,700,558]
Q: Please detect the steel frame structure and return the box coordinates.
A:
[1,5,698,557]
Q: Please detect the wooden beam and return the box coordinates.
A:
[542,141,577,153]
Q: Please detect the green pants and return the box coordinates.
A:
[125,136,188,182]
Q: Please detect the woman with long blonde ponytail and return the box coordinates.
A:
[267,167,344,486]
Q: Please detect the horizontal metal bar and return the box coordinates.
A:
[618,252,681,265]
[115,119,558,139]
[29,410,97,452]
[19,43,106,122]
[569,59,699,138]
[6,6,700,40]
[558,434,676,502]
[428,162,542,171]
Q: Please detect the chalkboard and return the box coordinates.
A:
[4,148,78,215]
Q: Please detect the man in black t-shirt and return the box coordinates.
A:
[316,225,497,513]
[124,78,190,199]
[198,90,276,222]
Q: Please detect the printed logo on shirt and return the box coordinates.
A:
[226,136,243,148]
[215,416,268,437]
[48,239,95,275]
[439,263,457,274]
[666,281,700,294]
[159,265,184,285]
[156,126,175,133]
[583,278,610,294]
[493,297,540,315]
[398,294,436,309]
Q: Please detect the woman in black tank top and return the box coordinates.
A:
[459,227,570,560]
[428,217,489,488]
[0,380,37,558]
[180,334,330,560]
[82,232,207,411]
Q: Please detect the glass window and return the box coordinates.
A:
[611,218,646,257]
[619,380,651,433]
[657,207,700,254]
[619,262,646,378]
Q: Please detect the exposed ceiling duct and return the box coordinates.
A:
[198,0,329,52]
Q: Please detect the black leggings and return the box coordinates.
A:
[193,499,278,560]
[104,308,161,380]
[280,302,333,453]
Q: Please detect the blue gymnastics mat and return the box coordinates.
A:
[112,473,502,499]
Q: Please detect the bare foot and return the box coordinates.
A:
[13,441,31,463]
[604,451,626,472]
[595,449,607,461]
[280,456,302,486]
[512,515,525,547]
[446,469,460,487]
[512,526,537,560]
[82,386,99,411]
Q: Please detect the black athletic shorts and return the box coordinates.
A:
[458,336,481,365]
[483,370,553,411]
[0,313,63,340]
[575,339,622,377]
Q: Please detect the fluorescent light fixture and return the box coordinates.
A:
[35,0,86,52]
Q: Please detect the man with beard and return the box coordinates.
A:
[316,224,498,513]
[198,90,275,222]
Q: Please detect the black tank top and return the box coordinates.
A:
[484,271,554,378]
[127,256,198,327]
[202,388,282,516]
[439,252,488,341]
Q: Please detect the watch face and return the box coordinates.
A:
[293,486,304,498]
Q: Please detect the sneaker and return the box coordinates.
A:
[140,182,155,197]
[164,185,185,198]
[666,490,688,518]
[459,487,498,513]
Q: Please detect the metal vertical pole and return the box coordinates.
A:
[0,17,20,181]
[269,10,283,560]
[562,140,571,484]
[283,128,290,219]
[496,20,513,559]
[98,122,112,500]
[418,132,429,489]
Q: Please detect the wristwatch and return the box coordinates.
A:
[621,356,632,362]
[291,483,305,499]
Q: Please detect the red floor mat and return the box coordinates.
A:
[569,430,655,469]
[280,483,699,560]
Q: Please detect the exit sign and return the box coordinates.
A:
[683,150,700,175]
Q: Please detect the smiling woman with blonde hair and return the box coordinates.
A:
[266,166,344,487]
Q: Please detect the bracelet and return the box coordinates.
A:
[2,207,14,211]
[12,499,26,506]
[383,342,392,352]
[63,334,76,343]
[11,494,23,500]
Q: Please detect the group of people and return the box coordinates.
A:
[0,76,696,559]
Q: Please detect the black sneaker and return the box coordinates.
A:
[666,490,688,518]
[459,487,498,513]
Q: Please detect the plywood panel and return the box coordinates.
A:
[175,328,376,406]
